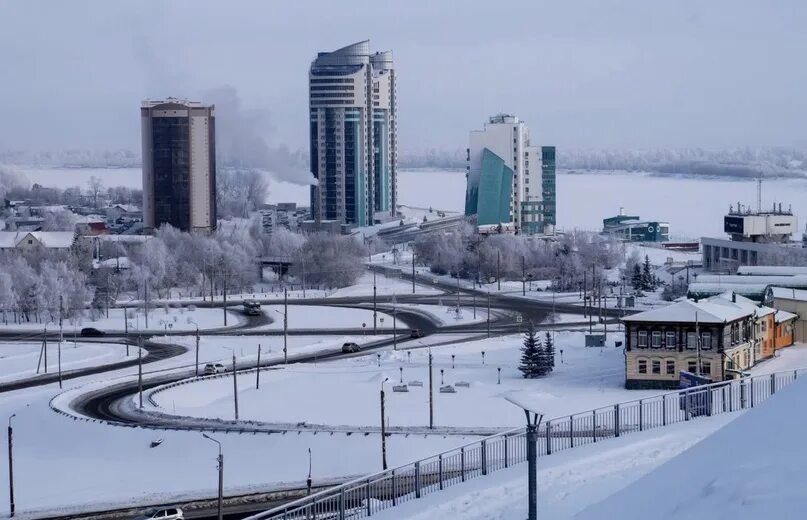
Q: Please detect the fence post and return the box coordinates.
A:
[795,370,799,380]
[662,395,667,426]
[366,478,372,516]
[504,435,509,468]
[771,373,776,395]
[638,400,644,432]
[685,391,691,420]
[545,420,552,455]
[438,454,444,490]
[460,448,466,482]
[592,410,597,443]
[339,489,345,520]
[569,415,575,448]
[481,440,488,476]
[728,382,733,412]
[392,469,397,506]
[415,461,421,498]
[750,378,755,408]
[614,404,620,437]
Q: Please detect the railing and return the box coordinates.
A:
[247,368,806,520]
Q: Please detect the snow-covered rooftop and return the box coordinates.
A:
[737,265,807,276]
[770,286,807,302]
[624,292,773,324]
[775,310,798,323]
[0,231,76,249]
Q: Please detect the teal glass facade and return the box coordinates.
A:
[541,146,556,227]
[465,148,513,226]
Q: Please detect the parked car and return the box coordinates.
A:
[80,327,105,337]
[341,342,361,354]
[410,329,424,338]
[134,507,184,520]
[204,363,227,375]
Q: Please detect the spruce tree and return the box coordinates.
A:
[544,331,555,371]
[631,263,643,290]
[519,322,542,378]
[642,255,653,290]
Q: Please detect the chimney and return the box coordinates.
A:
[732,291,736,303]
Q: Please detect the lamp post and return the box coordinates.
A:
[188,319,200,376]
[7,414,15,518]
[506,398,544,520]
[380,378,389,470]
[202,433,224,520]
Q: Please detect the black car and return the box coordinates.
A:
[80,327,105,337]
[410,329,424,339]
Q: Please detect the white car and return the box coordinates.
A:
[204,363,227,375]
[134,507,183,520]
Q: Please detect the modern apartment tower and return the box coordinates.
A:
[465,114,554,234]
[309,40,397,227]
[141,98,217,233]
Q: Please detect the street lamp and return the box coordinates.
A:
[380,378,389,470]
[505,396,544,520]
[270,308,288,364]
[8,414,15,518]
[187,318,200,376]
[202,433,224,520]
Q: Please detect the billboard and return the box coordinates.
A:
[724,216,745,234]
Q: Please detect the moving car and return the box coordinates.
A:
[341,342,361,353]
[134,507,184,520]
[80,327,105,337]
[203,363,227,375]
[410,329,424,338]
[243,299,262,316]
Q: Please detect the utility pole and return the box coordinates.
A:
[283,288,288,364]
[497,251,501,291]
[380,380,388,470]
[256,344,261,389]
[124,305,128,337]
[522,256,526,296]
[144,283,149,329]
[373,270,378,334]
[58,296,63,389]
[473,293,476,319]
[301,256,307,298]
[232,354,239,421]
[202,434,223,520]
[456,274,460,312]
[428,351,434,429]
[137,336,143,409]
[583,270,588,318]
[392,297,397,351]
[306,448,313,496]
[8,414,15,518]
[195,327,200,376]
[695,311,702,377]
[411,252,416,294]
[222,274,228,327]
[43,330,47,374]
[487,291,491,338]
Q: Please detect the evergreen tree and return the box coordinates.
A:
[641,255,653,290]
[544,331,555,370]
[519,323,542,378]
[631,263,643,290]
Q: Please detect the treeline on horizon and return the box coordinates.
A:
[2,146,807,180]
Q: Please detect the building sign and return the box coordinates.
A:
[724,216,744,234]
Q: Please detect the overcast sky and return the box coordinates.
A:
[1,1,806,153]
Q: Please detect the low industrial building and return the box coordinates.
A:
[623,292,778,389]
[602,209,669,242]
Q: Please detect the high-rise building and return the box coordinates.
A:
[308,40,397,227]
[141,98,217,233]
[465,114,554,234]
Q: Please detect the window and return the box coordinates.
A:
[687,360,697,373]
[666,359,676,374]
[687,332,698,349]
[652,331,662,348]
[701,361,711,375]
[652,360,661,374]
[701,332,712,350]
[638,331,647,348]
[638,359,647,374]
[666,331,676,348]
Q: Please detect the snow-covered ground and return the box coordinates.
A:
[0,306,244,333]
[327,272,442,298]
[0,341,140,383]
[397,303,493,326]
[255,304,404,331]
[371,414,738,520]
[148,331,662,429]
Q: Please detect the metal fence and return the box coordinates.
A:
[248,368,806,520]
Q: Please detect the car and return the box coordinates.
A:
[410,329,424,339]
[134,507,184,520]
[203,363,227,375]
[80,327,105,337]
[341,342,360,353]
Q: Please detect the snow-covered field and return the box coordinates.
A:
[256,304,403,330]
[148,331,662,429]
[0,341,140,383]
[12,166,807,240]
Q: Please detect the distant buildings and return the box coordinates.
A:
[0,231,76,251]
[602,208,669,242]
[141,98,217,233]
[308,40,397,228]
[464,114,555,235]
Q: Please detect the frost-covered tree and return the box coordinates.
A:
[290,233,366,288]
[544,331,555,371]
[519,323,544,378]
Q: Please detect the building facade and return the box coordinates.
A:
[623,293,777,389]
[141,98,217,233]
[308,40,397,227]
[465,115,554,235]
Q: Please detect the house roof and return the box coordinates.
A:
[623,292,771,324]
[775,310,798,323]
[0,231,76,249]
[770,286,807,302]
